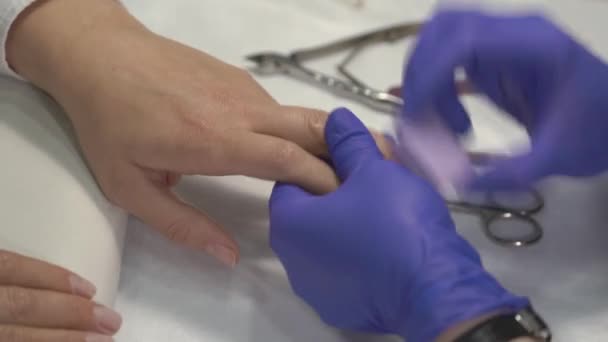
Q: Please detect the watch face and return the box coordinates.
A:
[455,307,551,342]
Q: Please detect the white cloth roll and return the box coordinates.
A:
[0,77,126,306]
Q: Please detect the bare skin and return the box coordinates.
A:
[0,250,120,342]
[7,0,390,266]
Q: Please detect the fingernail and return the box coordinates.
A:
[205,244,237,268]
[70,275,97,298]
[86,334,113,342]
[94,305,123,334]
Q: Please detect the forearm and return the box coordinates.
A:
[6,0,144,96]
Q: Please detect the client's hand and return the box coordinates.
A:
[0,250,120,341]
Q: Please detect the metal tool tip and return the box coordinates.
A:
[244,52,286,74]
[245,53,263,63]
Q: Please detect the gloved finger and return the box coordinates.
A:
[269,182,315,211]
[402,10,478,133]
[470,150,550,191]
[0,286,121,334]
[459,14,564,127]
[434,82,471,134]
[0,250,96,299]
[325,107,383,180]
[470,113,559,191]
[0,325,112,342]
[114,174,239,267]
[268,182,318,259]
[252,105,394,159]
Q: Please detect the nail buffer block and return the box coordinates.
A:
[393,113,474,201]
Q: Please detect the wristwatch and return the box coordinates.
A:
[455,307,552,342]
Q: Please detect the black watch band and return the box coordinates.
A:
[455,307,551,342]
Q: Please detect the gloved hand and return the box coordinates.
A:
[403,10,608,189]
[269,108,528,341]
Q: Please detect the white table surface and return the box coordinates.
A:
[5,0,608,341]
[114,1,608,341]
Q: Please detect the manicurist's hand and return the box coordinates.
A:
[403,9,608,190]
[0,250,120,342]
[269,108,529,341]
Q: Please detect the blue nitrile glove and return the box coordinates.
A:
[269,108,528,341]
[403,10,608,189]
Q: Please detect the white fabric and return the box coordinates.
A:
[0,0,607,341]
[0,0,36,78]
[0,77,127,306]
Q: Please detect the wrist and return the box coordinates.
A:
[7,0,145,96]
[398,249,529,342]
[435,311,506,342]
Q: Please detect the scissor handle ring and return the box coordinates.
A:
[482,212,543,247]
[486,188,545,215]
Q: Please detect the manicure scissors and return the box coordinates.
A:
[246,22,420,113]
[446,155,544,248]
[449,194,544,247]
[246,22,545,247]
